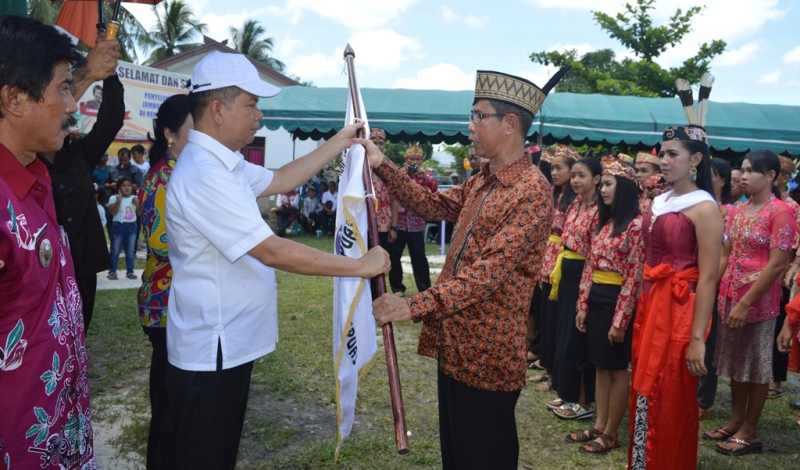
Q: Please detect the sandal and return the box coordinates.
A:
[527,360,545,370]
[715,437,763,456]
[566,428,602,443]
[126,273,138,280]
[580,433,620,454]
[535,380,552,392]
[703,426,734,442]
[767,388,786,399]
[107,273,118,280]
[528,373,550,383]
[546,398,567,411]
[553,403,595,420]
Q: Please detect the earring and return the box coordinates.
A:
[168,138,174,148]
[690,165,697,184]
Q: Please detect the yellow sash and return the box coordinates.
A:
[592,270,623,286]
[548,249,586,300]
[548,234,562,244]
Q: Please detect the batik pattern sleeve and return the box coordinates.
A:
[613,216,645,330]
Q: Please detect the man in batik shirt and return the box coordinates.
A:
[364,68,566,469]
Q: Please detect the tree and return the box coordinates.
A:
[142,0,206,65]
[28,0,149,64]
[530,0,726,97]
[229,19,286,72]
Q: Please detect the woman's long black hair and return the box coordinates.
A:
[745,149,783,200]
[680,140,714,198]
[148,94,191,166]
[552,157,578,212]
[598,176,640,236]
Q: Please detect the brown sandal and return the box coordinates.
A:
[566,428,602,443]
[580,433,620,454]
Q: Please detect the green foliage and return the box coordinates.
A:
[142,0,206,65]
[442,143,469,161]
[530,0,726,97]
[27,0,60,24]
[228,19,286,72]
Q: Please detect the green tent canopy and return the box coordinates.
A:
[259,87,800,155]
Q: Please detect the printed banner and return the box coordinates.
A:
[71,61,189,141]
[332,86,378,460]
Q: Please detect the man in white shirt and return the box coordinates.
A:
[164,51,389,470]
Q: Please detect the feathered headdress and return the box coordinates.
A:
[665,72,714,144]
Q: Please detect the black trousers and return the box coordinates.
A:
[144,328,171,470]
[438,370,521,470]
[165,346,253,470]
[773,286,791,383]
[539,282,558,373]
[552,258,595,404]
[528,285,542,356]
[76,270,97,332]
[389,229,430,294]
[697,305,719,409]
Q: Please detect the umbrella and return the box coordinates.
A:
[55,0,163,46]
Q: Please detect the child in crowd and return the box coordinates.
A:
[301,186,323,234]
[107,176,140,280]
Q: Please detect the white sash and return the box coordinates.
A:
[651,189,715,216]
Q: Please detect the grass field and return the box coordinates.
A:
[87,236,800,469]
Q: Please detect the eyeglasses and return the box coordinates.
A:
[469,111,505,124]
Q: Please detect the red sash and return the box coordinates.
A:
[632,263,699,397]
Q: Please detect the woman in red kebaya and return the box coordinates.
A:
[549,157,601,420]
[571,155,644,453]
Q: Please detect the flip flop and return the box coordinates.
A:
[527,360,545,370]
[703,426,734,441]
[546,398,567,411]
[553,403,595,420]
[767,388,786,399]
[715,437,763,456]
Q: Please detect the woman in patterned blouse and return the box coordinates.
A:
[137,94,193,469]
[571,155,644,452]
[533,145,579,391]
[550,157,601,419]
[707,150,796,456]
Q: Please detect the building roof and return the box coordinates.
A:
[150,36,299,87]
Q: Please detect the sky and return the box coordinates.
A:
[124,0,800,105]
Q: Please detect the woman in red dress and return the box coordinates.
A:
[628,125,723,469]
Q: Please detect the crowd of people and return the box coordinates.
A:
[1,14,799,470]
[528,137,800,464]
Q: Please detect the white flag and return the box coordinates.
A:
[332,85,378,460]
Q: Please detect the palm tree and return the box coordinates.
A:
[143,0,206,65]
[229,19,285,72]
[28,0,60,24]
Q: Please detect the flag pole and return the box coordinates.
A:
[343,43,410,455]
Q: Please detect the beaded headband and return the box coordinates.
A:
[601,154,636,181]
[405,144,423,158]
[636,150,660,166]
[370,128,386,139]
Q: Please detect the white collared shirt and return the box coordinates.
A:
[165,129,275,371]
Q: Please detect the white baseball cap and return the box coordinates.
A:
[190,51,281,98]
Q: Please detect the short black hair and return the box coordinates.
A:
[0,16,82,119]
[486,99,534,137]
[131,144,145,155]
[188,86,243,122]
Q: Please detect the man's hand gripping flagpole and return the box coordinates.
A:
[343,43,410,455]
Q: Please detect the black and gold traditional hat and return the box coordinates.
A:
[474,67,570,117]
